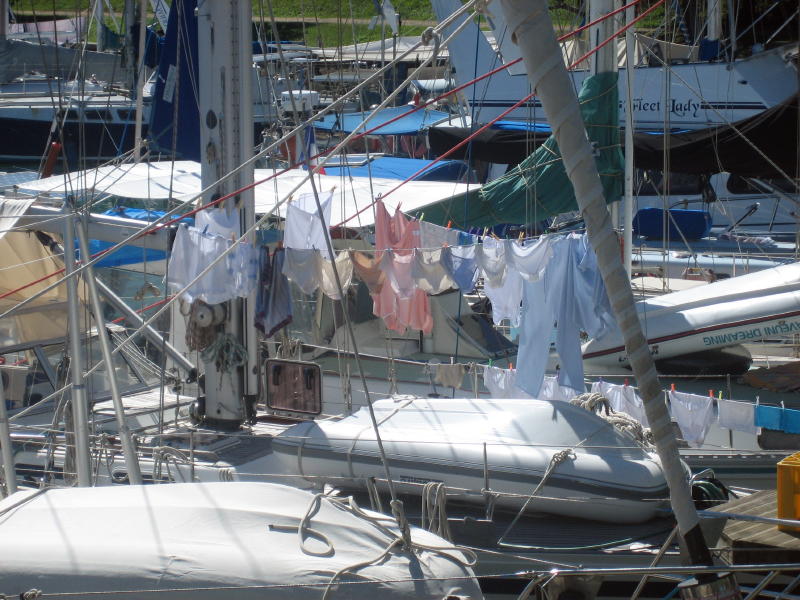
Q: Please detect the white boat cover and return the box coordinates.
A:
[584,262,800,365]
[268,396,669,523]
[21,161,473,227]
[0,482,482,599]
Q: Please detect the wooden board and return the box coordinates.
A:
[711,489,800,564]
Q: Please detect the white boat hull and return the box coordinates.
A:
[583,263,800,367]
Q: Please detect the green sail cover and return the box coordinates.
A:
[415,71,623,228]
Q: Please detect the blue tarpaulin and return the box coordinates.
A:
[314,106,451,136]
[79,208,193,268]
[321,156,472,182]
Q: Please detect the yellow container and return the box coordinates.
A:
[777,452,800,532]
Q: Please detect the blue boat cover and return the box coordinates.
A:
[491,120,552,133]
[321,156,471,182]
[633,208,712,240]
[314,106,451,136]
[79,207,193,268]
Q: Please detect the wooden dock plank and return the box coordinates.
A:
[711,490,800,564]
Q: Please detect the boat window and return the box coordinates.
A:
[117,109,135,121]
[726,174,757,195]
[85,109,111,121]
[0,352,53,409]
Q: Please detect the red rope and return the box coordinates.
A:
[111,296,173,324]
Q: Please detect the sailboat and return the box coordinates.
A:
[430,0,799,131]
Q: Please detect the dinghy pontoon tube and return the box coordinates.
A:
[266,397,671,523]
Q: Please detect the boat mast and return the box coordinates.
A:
[133,0,147,162]
[196,0,256,429]
[623,2,635,277]
[589,0,620,228]
[0,366,16,496]
[496,0,716,568]
[75,220,143,484]
[62,208,92,487]
[94,0,106,52]
[707,0,722,48]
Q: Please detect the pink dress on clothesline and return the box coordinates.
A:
[373,201,433,334]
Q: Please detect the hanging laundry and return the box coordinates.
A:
[475,236,506,287]
[350,250,385,294]
[508,235,555,281]
[484,265,522,326]
[434,363,466,389]
[441,245,478,292]
[318,251,353,300]
[412,248,456,295]
[255,247,293,338]
[515,264,557,398]
[516,234,612,397]
[540,375,583,402]
[282,248,321,295]
[754,404,782,430]
[380,250,418,299]
[283,190,333,259]
[167,224,255,305]
[590,381,648,425]
[373,201,432,334]
[717,399,758,434]
[668,390,715,447]
[419,220,459,249]
[481,237,557,328]
[458,231,478,246]
[229,239,259,298]
[785,408,800,435]
[195,206,239,238]
[483,365,533,399]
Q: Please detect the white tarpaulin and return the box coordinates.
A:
[0,198,35,239]
[22,161,474,227]
[0,482,482,599]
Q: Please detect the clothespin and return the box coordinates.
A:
[708,389,714,398]
[419,213,425,222]
[488,359,493,367]
[518,229,525,242]
[509,362,514,370]
[670,383,676,392]
[718,390,723,401]
[624,378,629,387]
[446,220,452,229]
